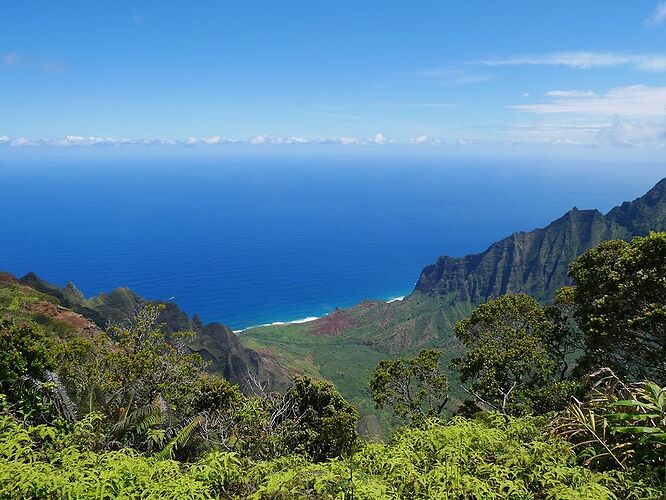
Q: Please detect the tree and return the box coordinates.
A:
[370,349,449,424]
[0,318,66,423]
[54,305,209,450]
[281,376,358,462]
[569,232,666,382]
[452,294,579,415]
[0,318,53,393]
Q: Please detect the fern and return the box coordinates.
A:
[553,371,665,479]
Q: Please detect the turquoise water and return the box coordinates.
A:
[0,155,662,329]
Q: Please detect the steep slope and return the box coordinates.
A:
[415,177,665,304]
[17,273,288,390]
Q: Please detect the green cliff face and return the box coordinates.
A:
[415,177,666,303]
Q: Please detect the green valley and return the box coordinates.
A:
[240,178,666,430]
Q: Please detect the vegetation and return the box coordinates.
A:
[452,294,581,415]
[370,349,448,424]
[0,318,54,393]
[0,232,664,497]
[1,410,663,499]
[569,232,666,381]
[554,370,665,475]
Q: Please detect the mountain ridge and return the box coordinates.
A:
[414,177,666,304]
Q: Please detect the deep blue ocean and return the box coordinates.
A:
[0,155,663,329]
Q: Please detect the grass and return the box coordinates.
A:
[239,293,478,437]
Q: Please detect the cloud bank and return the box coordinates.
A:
[0,134,389,148]
[510,85,666,117]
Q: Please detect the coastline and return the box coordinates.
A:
[233,293,406,334]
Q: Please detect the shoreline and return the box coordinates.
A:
[233,294,406,333]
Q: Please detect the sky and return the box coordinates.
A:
[1,1,666,158]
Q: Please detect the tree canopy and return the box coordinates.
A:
[569,231,666,383]
[370,349,448,424]
[452,294,580,415]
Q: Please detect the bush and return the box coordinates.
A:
[2,413,661,499]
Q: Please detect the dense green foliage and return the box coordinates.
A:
[1,411,662,499]
[569,232,666,382]
[452,294,580,415]
[282,376,358,461]
[554,372,665,475]
[370,349,448,424]
[0,318,53,393]
[55,306,208,442]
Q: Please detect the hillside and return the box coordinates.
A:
[240,177,666,429]
[10,273,289,391]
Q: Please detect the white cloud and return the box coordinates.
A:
[0,134,397,148]
[272,136,309,145]
[249,134,269,144]
[60,135,118,146]
[646,2,666,26]
[596,119,666,147]
[248,134,309,145]
[477,51,666,72]
[369,133,391,144]
[1,127,660,151]
[510,85,666,117]
[410,135,430,145]
[201,136,223,145]
[498,118,666,148]
[545,90,598,98]
[325,136,361,145]
[409,135,444,145]
[11,137,30,146]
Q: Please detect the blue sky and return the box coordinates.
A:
[1,1,666,156]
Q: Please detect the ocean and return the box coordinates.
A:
[0,154,662,330]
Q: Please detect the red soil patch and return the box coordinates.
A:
[310,309,356,336]
[0,273,17,285]
[31,300,99,334]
